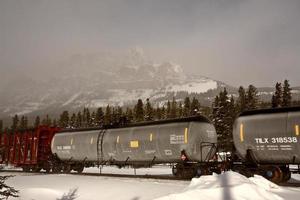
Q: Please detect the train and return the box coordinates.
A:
[0,107,300,183]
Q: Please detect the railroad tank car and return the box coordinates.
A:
[233,107,300,164]
[232,107,300,183]
[51,116,217,171]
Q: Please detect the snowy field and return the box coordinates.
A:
[2,166,300,200]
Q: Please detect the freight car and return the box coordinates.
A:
[51,116,218,177]
[0,126,59,172]
[232,106,300,183]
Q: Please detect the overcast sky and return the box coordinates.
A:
[0,0,300,87]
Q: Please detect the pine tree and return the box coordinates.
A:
[34,116,40,128]
[211,88,235,152]
[272,82,282,108]
[155,106,162,120]
[52,119,57,127]
[70,113,77,128]
[166,100,171,119]
[0,120,3,133]
[246,85,258,110]
[183,97,191,117]
[19,116,28,130]
[95,107,104,126]
[237,86,247,113]
[190,97,200,115]
[104,105,112,125]
[170,97,177,118]
[135,99,144,122]
[178,102,183,117]
[11,115,19,131]
[161,106,166,119]
[90,111,96,127]
[145,98,154,121]
[76,111,82,128]
[42,115,51,126]
[125,107,134,123]
[59,111,69,128]
[282,79,292,107]
[0,175,19,199]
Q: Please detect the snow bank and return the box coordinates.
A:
[155,171,283,200]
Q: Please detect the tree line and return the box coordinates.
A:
[0,80,297,136]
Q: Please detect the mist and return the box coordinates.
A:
[0,0,300,87]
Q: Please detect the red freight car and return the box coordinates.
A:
[0,126,59,172]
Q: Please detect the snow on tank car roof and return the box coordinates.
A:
[58,115,211,133]
[239,106,300,117]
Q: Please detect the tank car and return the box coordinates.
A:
[232,107,300,182]
[51,116,218,177]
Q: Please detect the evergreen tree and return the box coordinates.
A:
[161,106,167,119]
[34,116,40,128]
[282,79,292,107]
[190,97,200,115]
[90,111,96,127]
[95,107,104,126]
[145,98,154,121]
[52,119,57,127]
[134,99,144,122]
[11,115,19,131]
[19,116,28,130]
[246,85,258,110]
[170,97,177,118]
[125,107,134,123]
[42,115,51,126]
[237,86,247,113]
[178,102,183,117]
[104,105,112,125]
[0,120,3,133]
[59,111,69,128]
[183,97,191,117]
[211,88,235,152]
[166,100,171,119]
[155,106,162,120]
[272,82,282,108]
[76,111,82,128]
[70,113,77,128]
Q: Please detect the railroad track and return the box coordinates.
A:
[0,169,189,181]
[2,169,300,186]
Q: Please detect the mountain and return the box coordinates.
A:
[0,51,225,123]
[1,49,299,125]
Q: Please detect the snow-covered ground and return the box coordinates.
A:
[3,166,300,200]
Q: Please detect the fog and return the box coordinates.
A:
[1,0,300,87]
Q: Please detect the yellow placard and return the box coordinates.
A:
[184,128,188,144]
[117,136,120,143]
[295,125,299,136]
[70,138,73,145]
[130,140,139,148]
[90,137,94,144]
[150,133,153,142]
[240,124,244,142]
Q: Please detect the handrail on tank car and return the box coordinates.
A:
[200,142,218,162]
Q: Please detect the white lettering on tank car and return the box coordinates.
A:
[255,137,297,144]
[145,150,156,154]
[206,130,215,138]
[170,134,184,144]
[164,149,172,156]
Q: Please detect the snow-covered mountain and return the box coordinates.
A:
[0,51,223,119]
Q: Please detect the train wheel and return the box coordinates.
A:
[264,166,283,183]
[22,166,30,172]
[281,167,291,182]
[52,165,62,173]
[63,165,71,173]
[32,167,41,172]
[172,166,178,176]
[75,165,84,174]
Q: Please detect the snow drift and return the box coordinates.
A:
[155,171,283,200]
